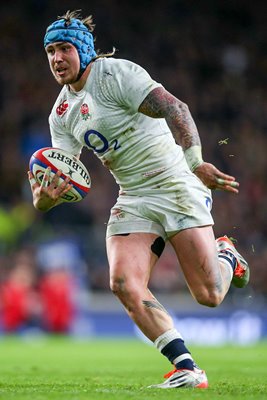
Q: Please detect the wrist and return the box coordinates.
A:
[184,145,203,172]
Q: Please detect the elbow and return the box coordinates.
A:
[178,100,189,113]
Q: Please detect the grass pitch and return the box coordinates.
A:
[0,336,266,399]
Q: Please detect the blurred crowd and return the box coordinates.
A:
[0,0,266,332]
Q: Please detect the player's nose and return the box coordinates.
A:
[54,50,63,62]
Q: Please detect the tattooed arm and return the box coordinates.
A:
[138,86,200,151]
[138,87,239,193]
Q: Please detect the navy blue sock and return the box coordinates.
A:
[161,338,194,370]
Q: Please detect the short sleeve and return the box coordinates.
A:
[105,59,162,113]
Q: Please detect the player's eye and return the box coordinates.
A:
[62,45,70,52]
[46,48,54,55]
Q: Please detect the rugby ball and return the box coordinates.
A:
[29,147,91,202]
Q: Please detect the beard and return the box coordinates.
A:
[51,65,80,86]
[54,73,79,86]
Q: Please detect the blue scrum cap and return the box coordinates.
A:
[44,18,97,74]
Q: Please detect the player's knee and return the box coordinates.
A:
[110,275,143,313]
[110,275,135,298]
[195,289,223,308]
[110,275,125,296]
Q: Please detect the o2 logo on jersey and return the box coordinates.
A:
[84,130,121,154]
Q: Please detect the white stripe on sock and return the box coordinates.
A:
[154,328,183,352]
[173,353,193,365]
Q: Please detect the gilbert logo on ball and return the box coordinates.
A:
[29,147,91,202]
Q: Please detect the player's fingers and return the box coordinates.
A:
[50,169,63,186]
[40,167,51,188]
[219,173,235,181]
[61,184,73,194]
[216,178,239,188]
[27,171,38,188]
[226,186,239,194]
[215,179,239,194]
[55,177,71,193]
[60,177,71,187]
[50,171,72,193]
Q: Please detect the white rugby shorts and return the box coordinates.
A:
[106,172,214,241]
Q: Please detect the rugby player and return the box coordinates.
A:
[28,10,249,389]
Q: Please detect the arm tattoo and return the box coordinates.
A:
[142,299,169,315]
[138,87,201,150]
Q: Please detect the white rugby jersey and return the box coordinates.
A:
[49,57,185,193]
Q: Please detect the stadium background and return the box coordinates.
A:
[0,0,266,343]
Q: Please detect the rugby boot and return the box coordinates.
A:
[216,235,250,288]
[148,367,208,389]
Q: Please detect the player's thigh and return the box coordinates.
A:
[169,225,219,292]
[106,232,162,288]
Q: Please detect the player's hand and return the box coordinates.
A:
[194,162,239,194]
[28,167,72,211]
